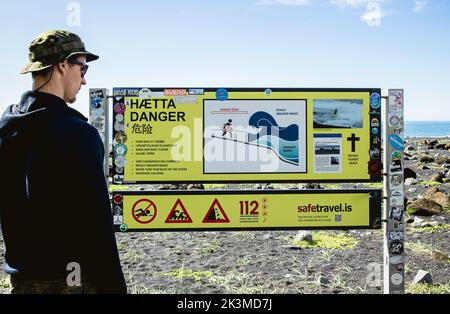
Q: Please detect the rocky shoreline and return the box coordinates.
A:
[1,137,449,294]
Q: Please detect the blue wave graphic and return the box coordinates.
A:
[248,111,299,165]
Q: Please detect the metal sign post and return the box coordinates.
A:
[383,89,405,294]
[89,88,109,177]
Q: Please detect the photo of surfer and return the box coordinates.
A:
[313,99,363,129]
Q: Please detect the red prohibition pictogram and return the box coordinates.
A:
[132,199,157,224]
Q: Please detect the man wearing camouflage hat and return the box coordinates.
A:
[0,30,126,294]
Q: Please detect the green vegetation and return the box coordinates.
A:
[123,250,144,264]
[199,240,222,255]
[209,271,265,294]
[418,181,444,186]
[158,268,213,282]
[0,275,9,289]
[204,184,227,189]
[117,241,129,251]
[405,241,434,256]
[407,283,450,294]
[411,224,450,233]
[290,232,359,250]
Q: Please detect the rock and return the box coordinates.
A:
[432,251,450,263]
[434,153,440,158]
[159,184,186,190]
[407,199,443,216]
[434,156,450,164]
[419,140,429,145]
[441,163,450,169]
[412,217,424,227]
[405,178,417,186]
[302,183,323,189]
[420,155,435,163]
[445,143,450,150]
[435,143,447,150]
[413,270,433,285]
[405,145,416,151]
[262,234,273,240]
[423,187,450,208]
[187,184,205,190]
[428,140,438,147]
[431,173,445,183]
[407,188,418,193]
[318,275,331,286]
[404,168,417,180]
[294,231,314,244]
[417,164,430,170]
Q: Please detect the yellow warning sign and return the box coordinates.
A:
[203,199,230,223]
[112,88,383,184]
[165,199,193,223]
[114,189,382,231]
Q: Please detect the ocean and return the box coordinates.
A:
[405,121,450,138]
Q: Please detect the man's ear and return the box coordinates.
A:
[54,60,69,75]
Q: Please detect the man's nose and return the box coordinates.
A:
[81,77,87,85]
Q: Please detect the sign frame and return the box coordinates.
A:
[111,87,382,185]
[112,189,382,233]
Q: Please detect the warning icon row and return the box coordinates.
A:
[132,198,230,224]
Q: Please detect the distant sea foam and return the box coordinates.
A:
[405,121,450,138]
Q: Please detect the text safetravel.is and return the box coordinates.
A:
[177,297,272,311]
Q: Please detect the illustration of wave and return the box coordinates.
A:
[248,111,299,165]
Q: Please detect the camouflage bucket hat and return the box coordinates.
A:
[21,30,99,74]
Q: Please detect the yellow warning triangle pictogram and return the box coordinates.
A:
[203,198,230,223]
[165,199,193,223]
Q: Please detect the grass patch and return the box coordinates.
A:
[199,240,222,255]
[204,184,227,190]
[209,271,265,294]
[123,251,144,264]
[238,256,252,266]
[0,275,10,290]
[407,283,450,294]
[418,181,443,186]
[411,224,450,233]
[361,183,384,188]
[405,241,434,256]
[290,232,359,250]
[158,268,213,282]
[117,241,129,251]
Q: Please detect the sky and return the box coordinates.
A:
[0,0,449,121]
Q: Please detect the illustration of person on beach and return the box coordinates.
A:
[222,119,233,138]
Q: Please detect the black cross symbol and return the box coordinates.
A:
[347,133,360,152]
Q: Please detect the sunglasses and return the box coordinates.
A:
[67,58,89,77]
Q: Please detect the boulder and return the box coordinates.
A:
[428,140,438,147]
[445,143,450,150]
[405,178,418,186]
[413,270,433,285]
[435,143,447,150]
[404,168,417,179]
[407,199,443,216]
[417,164,430,170]
[434,156,450,164]
[405,145,416,151]
[431,173,445,183]
[420,155,435,163]
[187,184,205,190]
[432,251,450,263]
[423,187,450,208]
[294,231,314,244]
